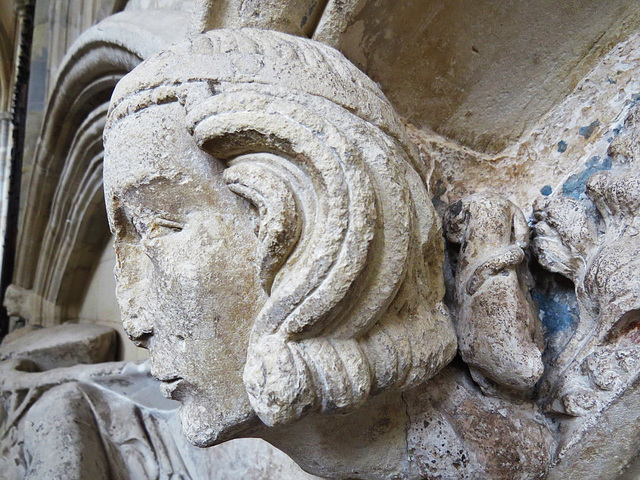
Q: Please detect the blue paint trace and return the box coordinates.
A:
[562,155,612,199]
[579,120,600,139]
[531,289,578,336]
[557,140,568,153]
[612,125,622,137]
[540,185,552,196]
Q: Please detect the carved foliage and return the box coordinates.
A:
[532,108,640,415]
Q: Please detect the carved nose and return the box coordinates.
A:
[118,280,154,347]
[114,242,154,348]
[122,313,154,347]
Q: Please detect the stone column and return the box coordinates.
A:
[0,111,13,273]
[1,0,34,337]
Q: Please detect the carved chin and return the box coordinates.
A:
[178,399,230,447]
[178,396,257,447]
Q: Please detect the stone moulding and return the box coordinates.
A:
[9,11,189,324]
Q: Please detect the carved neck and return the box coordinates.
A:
[258,390,413,480]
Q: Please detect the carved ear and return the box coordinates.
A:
[188,88,413,425]
[188,89,410,342]
[223,153,302,294]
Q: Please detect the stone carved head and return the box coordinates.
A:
[104,29,456,445]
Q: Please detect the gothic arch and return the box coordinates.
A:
[11,10,189,324]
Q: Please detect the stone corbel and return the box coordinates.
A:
[102,28,557,479]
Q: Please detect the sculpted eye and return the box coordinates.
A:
[148,217,184,239]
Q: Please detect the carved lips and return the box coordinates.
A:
[158,377,185,400]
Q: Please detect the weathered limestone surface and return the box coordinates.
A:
[419,31,640,219]
[0,325,324,480]
[101,28,562,480]
[0,322,117,369]
[405,364,554,480]
[6,1,640,479]
[104,28,458,451]
[192,0,325,36]
[532,106,640,480]
[443,194,544,394]
[314,0,640,154]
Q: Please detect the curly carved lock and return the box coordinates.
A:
[106,29,457,427]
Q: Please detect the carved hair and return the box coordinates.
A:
[106,29,456,426]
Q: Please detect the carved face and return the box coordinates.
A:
[104,102,267,446]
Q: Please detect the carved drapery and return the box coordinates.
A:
[4,1,640,479]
